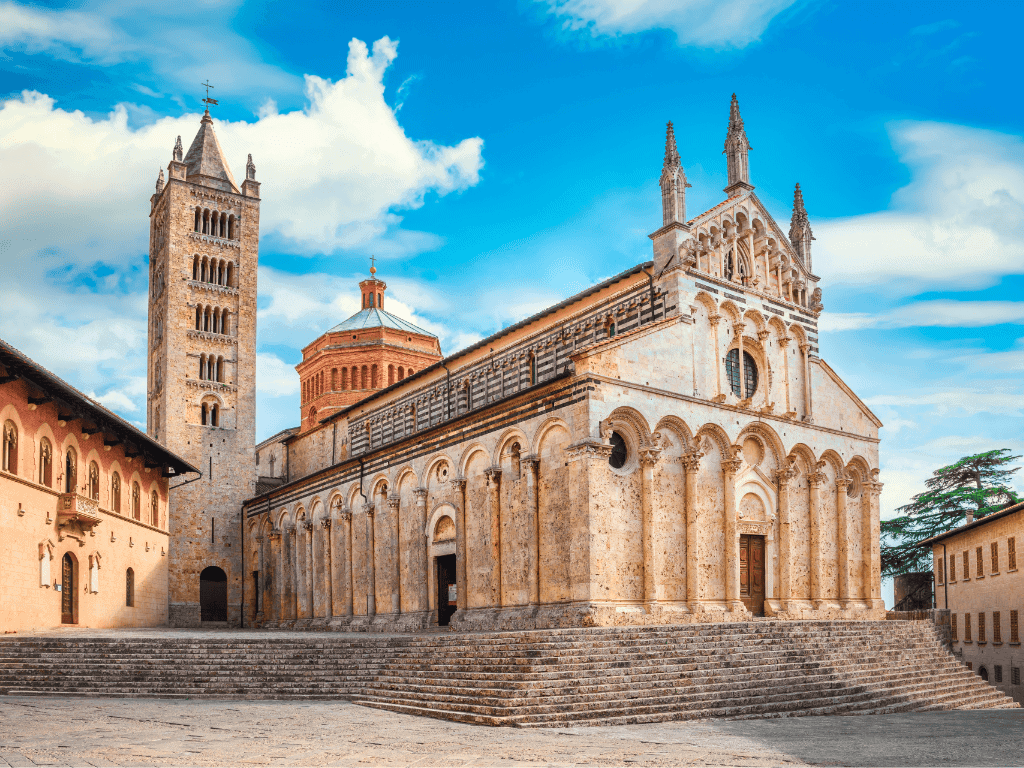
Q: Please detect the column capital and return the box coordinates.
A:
[450,477,467,491]
[283,525,295,536]
[301,520,313,531]
[386,494,401,510]
[808,471,827,488]
[732,321,746,336]
[775,465,797,486]
[413,487,428,500]
[484,466,502,485]
[708,313,722,326]
[268,530,281,541]
[363,502,375,516]
[638,446,662,468]
[836,476,852,492]
[339,510,352,521]
[799,342,810,354]
[255,535,264,543]
[320,518,332,529]
[868,481,884,497]
[521,453,541,466]
[778,335,792,347]
[757,330,771,342]
[722,445,744,477]
[681,448,704,474]
[566,438,614,460]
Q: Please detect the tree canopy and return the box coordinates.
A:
[881,449,1021,578]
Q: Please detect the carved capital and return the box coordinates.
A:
[521,453,540,467]
[835,477,852,492]
[708,313,722,326]
[450,477,467,491]
[799,342,810,354]
[808,471,827,488]
[320,518,332,530]
[363,502,375,516]
[757,330,771,342]
[732,322,746,338]
[681,449,704,473]
[255,535,264,543]
[638,447,662,468]
[566,438,614,460]
[778,335,791,348]
[868,481,884,498]
[339,510,352,522]
[283,525,295,536]
[301,520,313,531]
[722,459,743,477]
[776,459,798,486]
[387,494,401,510]
[268,530,281,541]
[413,487,428,501]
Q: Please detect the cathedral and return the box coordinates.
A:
[146,95,884,630]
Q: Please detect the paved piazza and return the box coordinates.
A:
[0,696,1020,767]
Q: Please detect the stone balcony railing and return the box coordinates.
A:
[57,493,102,530]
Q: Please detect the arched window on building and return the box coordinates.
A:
[388,364,395,386]
[192,255,200,280]
[509,441,522,481]
[725,348,758,399]
[352,366,359,389]
[39,437,52,487]
[111,472,121,513]
[216,356,224,383]
[529,354,537,386]
[150,491,159,527]
[408,368,415,377]
[65,448,77,494]
[222,310,230,336]
[228,215,235,240]
[195,305,202,330]
[308,406,317,424]
[194,207,202,232]
[398,366,405,381]
[125,568,135,607]
[341,367,349,390]
[2,420,17,475]
[201,402,208,425]
[88,461,100,500]
[371,364,378,388]
[331,368,338,391]
[361,365,369,390]
[132,482,141,521]
[211,403,219,427]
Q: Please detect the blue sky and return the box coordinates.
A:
[3,0,1024,603]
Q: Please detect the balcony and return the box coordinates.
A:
[57,493,102,530]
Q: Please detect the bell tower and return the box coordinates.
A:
[147,105,260,626]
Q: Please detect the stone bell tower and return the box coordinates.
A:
[147,107,260,626]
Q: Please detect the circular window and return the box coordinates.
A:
[725,349,758,398]
[609,432,627,469]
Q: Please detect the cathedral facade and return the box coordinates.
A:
[233,95,885,631]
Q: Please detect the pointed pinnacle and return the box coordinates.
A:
[663,121,680,168]
[793,183,805,211]
[728,93,744,132]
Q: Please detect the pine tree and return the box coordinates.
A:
[881,449,1022,578]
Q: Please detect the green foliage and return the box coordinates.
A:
[881,449,1021,579]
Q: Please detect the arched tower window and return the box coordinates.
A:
[226,262,234,287]
[211,403,219,427]
[192,255,199,280]
[331,368,338,390]
[509,441,521,481]
[398,366,405,381]
[361,365,369,389]
[388,365,395,386]
[529,354,537,386]
[150,491,159,526]
[194,207,201,232]
[39,437,52,487]
[341,367,349,390]
[88,461,100,500]
[228,214,235,240]
[132,481,140,520]
[65,448,76,494]
[217,356,225,383]
[1,420,17,475]
[201,402,208,425]
[111,472,121,513]
[371,364,378,388]
[126,568,135,607]
[725,348,758,399]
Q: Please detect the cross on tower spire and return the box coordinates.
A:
[369,255,377,276]
[201,80,218,111]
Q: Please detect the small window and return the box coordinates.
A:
[1010,537,1017,571]
[992,541,999,574]
[964,613,972,643]
[979,666,989,682]
[509,442,521,481]
[1013,667,1021,686]
[1011,610,1020,644]
[951,613,958,642]
[2,419,18,474]
[979,612,987,643]
[150,491,159,527]
[609,432,627,470]
[725,348,757,398]
[112,472,121,513]
[126,568,134,607]
[89,461,100,500]
[963,551,969,579]
[994,611,1002,644]
[38,437,52,487]
[937,557,944,585]
[65,448,77,494]
[529,354,537,386]
[132,482,141,521]
[977,546,984,577]
[949,556,956,581]
[966,662,973,671]
[995,665,1003,683]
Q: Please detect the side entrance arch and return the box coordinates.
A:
[199,566,228,622]
[61,553,76,624]
[425,505,458,626]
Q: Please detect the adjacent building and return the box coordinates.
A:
[925,501,1024,703]
[237,96,885,632]
[0,338,196,630]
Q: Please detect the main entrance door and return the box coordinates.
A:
[436,554,457,626]
[61,553,75,624]
[739,534,765,615]
[200,566,228,622]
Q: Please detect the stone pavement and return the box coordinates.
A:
[1,697,1022,767]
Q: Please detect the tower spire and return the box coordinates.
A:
[789,183,814,270]
[660,121,691,226]
[723,93,753,196]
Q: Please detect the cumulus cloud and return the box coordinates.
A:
[821,300,1024,332]
[538,0,801,48]
[815,121,1024,295]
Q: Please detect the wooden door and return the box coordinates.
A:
[61,553,75,624]
[436,554,457,626]
[739,534,765,615]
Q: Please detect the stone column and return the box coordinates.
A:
[485,467,503,608]
[808,463,827,608]
[268,530,282,623]
[282,525,295,620]
[835,476,851,608]
[340,508,353,616]
[364,502,376,616]
[451,478,468,614]
[300,520,313,619]
[414,487,429,614]
[387,494,402,615]
[723,447,744,611]
[255,535,266,621]
[734,322,746,402]
[682,448,703,611]
[522,454,541,606]
[800,342,813,422]
[709,315,725,402]
[320,518,333,619]
[566,437,612,604]
[779,336,793,416]
[867,478,884,608]
[639,444,663,609]
[776,461,796,611]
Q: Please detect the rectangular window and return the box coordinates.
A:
[967,662,973,671]
[937,557,944,585]
[951,613,958,642]
[950,556,956,581]
[965,613,972,642]
[992,541,999,574]
[994,611,1002,644]
[979,612,987,643]
[995,665,1003,683]
[1013,667,1021,686]
[1012,610,1019,644]
[963,551,970,580]
[977,546,984,578]
[1010,537,1017,571]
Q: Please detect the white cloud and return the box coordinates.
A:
[539,0,800,48]
[867,389,1024,419]
[256,353,300,398]
[816,121,1024,296]
[821,300,1024,331]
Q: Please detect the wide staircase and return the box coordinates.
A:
[0,621,1016,726]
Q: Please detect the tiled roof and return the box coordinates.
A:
[328,308,435,337]
[918,500,1024,546]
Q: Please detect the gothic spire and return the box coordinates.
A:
[172,135,183,163]
[660,121,690,226]
[181,110,239,192]
[723,93,753,195]
[789,183,815,270]
[156,167,165,194]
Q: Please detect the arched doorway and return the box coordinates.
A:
[427,512,458,626]
[61,553,76,624]
[199,566,228,622]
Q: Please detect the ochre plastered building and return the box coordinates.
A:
[926,501,1024,703]
[147,109,260,626]
[0,339,195,630]
[237,95,885,632]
